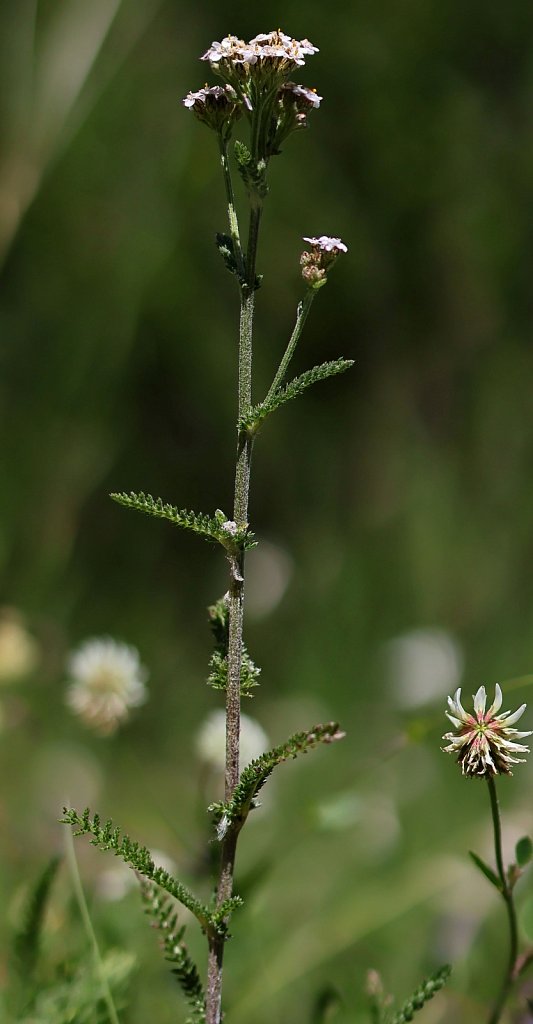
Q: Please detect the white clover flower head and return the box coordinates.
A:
[196,709,269,773]
[66,637,148,736]
[442,683,532,778]
[0,608,39,684]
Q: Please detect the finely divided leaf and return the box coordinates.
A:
[140,879,205,1024]
[61,807,211,931]
[240,359,354,435]
[210,722,344,840]
[110,492,255,551]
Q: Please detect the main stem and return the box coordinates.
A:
[205,203,262,1024]
[487,776,519,1024]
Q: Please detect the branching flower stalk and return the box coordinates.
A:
[185,32,351,1024]
[443,684,533,1023]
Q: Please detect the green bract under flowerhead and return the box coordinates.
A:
[443,684,532,778]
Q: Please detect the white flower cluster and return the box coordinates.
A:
[66,637,148,736]
[303,236,348,254]
[196,709,269,773]
[201,31,318,71]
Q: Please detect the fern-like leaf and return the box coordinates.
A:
[61,808,212,931]
[207,596,260,696]
[140,879,205,1024]
[210,722,345,839]
[388,965,451,1024]
[110,493,256,552]
[12,856,61,980]
[240,358,354,435]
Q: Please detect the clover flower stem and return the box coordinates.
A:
[266,288,315,401]
[487,775,519,1024]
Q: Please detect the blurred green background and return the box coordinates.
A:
[1,1,533,1021]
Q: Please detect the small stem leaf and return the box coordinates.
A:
[240,359,354,436]
[210,723,345,840]
[61,807,211,931]
[207,595,260,696]
[215,232,241,278]
[516,836,533,867]
[110,492,255,551]
[469,850,502,891]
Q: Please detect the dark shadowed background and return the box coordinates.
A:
[1,2,533,1021]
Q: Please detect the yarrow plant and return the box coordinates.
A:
[62,29,356,1024]
[443,684,533,1023]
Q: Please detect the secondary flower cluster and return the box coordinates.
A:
[301,236,348,289]
[443,684,531,777]
[183,30,321,155]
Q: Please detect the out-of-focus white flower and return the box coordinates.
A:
[0,608,39,684]
[196,709,269,772]
[443,684,532,777]
[97,848,176,902]
[245,540,293,620]
[65,637,148,736]
[385,627,463,708]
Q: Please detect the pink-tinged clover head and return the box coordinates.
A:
[442,683,532,778]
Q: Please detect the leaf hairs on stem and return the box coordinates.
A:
[110,492,256,552]
[388,965,451,1024]
[240,358,354,436]
[209,722,344,840]
[61,808,211,932]
[207,595,260,697]
[139,878,205,1024]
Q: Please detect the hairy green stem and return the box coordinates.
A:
[487,776,519,1024]
[205,198,262,1024]
[219,137,245,281]
[266,288,316,401]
